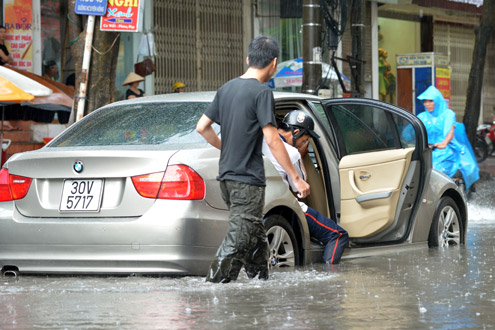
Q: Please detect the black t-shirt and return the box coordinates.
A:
[205,77,276,186]
[125,88,144,99]
[0,44,9,66]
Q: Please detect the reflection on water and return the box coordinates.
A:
[1,181,494,329]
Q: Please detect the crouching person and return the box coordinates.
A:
[262,110,349,264]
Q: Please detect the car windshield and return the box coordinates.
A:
[49,102,218,149]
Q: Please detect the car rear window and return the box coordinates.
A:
[49,102,218,148]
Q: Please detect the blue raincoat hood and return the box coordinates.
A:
[417,86,455,145]
[416,85,479,190]
[417,86,447,117]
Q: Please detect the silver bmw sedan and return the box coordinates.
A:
[0,92,467,276]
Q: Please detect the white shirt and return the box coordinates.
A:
[262,137,308,212]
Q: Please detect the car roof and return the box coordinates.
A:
[107,91,324,108]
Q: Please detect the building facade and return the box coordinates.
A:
[1,0,493,156]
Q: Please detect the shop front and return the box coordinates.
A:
[396,52,450,114]
[375,0,492,122]
[1,0,147,160]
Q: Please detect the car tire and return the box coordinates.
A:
[264,214,300,268]
[428,196,463,248]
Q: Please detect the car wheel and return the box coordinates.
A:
[264,214,300,268]
[428,196,463,248]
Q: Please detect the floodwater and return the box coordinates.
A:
[1,180,494,329]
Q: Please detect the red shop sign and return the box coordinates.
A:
[100,0,142,32]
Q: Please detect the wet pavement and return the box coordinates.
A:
[1,178,494,329]
[478,154,495,177]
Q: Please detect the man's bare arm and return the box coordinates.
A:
[263,124,310,198]
[196,114,221,150]
[435,125,455,149]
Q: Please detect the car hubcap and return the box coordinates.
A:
[438,205,461,247]
[266,225,295,268]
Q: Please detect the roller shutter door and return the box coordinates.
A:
[154,0,244,93]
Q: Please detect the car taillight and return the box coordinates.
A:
[0,169,32,201]
[131,172,165,198]
[132,165,205,200]
[9,174,32,200]
[159,165,205,200]
[0,169,12,202]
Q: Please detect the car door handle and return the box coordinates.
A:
[348,170,392,203]
[359,174,371,180]
[349,170,364,195]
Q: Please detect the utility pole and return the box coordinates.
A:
[301,0,322,95]
[463,0,495,146]
[76,15,95,122]
[351,0,365,97]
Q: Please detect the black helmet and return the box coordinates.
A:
[282,110,320,142]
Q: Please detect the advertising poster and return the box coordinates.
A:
[100,0,142,32]
[3,0,33,71]
[436,67,451,108]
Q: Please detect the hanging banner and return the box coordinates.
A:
[2,0,33,71]
[436,67,451,107]
[100,0,143,32]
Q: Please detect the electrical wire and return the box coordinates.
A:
[319,0,348,49]
[318,0,349,93]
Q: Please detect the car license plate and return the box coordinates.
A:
[59,179,103,212]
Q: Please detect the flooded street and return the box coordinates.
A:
[1,179,494,329]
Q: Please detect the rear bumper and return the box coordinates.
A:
[0,244,217,276]
[0,200,229,276]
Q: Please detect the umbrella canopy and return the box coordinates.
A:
[0,66,52,97]
[5,66,74,111]
[0,76,34,103]
[272,58,351,89]
[0,66,74,124]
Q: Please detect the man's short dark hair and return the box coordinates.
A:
[247,36,280,69]
[0,25,6,30]
[43,60,57,69]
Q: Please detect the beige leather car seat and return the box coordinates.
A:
[300,151,330,218]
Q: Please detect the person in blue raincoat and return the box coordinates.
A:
[417,86,479,191]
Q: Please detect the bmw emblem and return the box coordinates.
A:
[73,161,84,173]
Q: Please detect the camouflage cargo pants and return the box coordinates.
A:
[206,180,269,283]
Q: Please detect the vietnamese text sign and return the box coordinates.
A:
[396,54,433,66]
[436,67,451,107]
[100,0,141,32]
[3,0,33,71]
[396,53,449,67]
[75,0,108,16]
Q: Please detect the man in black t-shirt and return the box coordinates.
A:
[0,26,13,66]
[196,36,310,283]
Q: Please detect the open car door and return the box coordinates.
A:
[321,98,429,244]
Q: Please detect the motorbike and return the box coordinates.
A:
[476,115,495,163]
[474,134,489,163]
[477,114,495,154]
[428,144,473,195]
